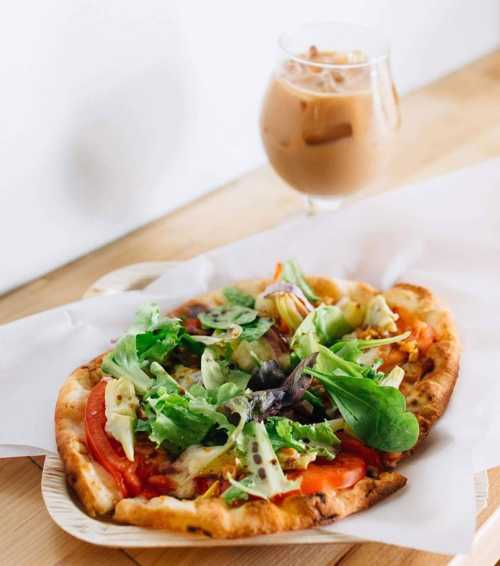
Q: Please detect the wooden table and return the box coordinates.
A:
[1,51,500,566]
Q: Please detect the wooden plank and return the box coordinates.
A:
[129,541,355,566]
[1,50,500,565]
[0,458,133,566]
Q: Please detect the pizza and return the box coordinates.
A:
[55,260,460,538]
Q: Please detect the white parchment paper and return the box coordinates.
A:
[2,159,500,554]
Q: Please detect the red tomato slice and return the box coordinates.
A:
[337,432,382,469]
[184,318,202,334]
[146,474,176,495]
[85,379,142,497]
[396,307,435,353]
[299,454,366,495]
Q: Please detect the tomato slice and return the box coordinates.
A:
[146,474,177,495]
[299,454,366,495]
[85,379,142,497]
[184,317,202,334]
[338,432,382,469]
[396,307,435,353]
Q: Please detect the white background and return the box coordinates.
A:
[1,0,499,293]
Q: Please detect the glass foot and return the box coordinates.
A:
[306,196,343,216]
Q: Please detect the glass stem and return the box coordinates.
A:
[305,195,343,216]
[306,196,317,216]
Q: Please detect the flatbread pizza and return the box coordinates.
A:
[55,260,460,538]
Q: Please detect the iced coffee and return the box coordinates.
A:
[260,47,400,197]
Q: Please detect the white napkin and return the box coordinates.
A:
[1,159,500,554]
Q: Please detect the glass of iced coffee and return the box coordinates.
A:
[260,22,400,213]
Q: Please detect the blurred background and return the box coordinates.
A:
[1,0,499,294]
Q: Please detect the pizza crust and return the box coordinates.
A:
[55,276,459,536]
[381,283,460,467]
[113,472,406,538]
[55,355,120,516]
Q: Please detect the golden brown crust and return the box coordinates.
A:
[381,283,460,467]
[55,275,458,536]
[113,472,406,538]
[55,355,121,516]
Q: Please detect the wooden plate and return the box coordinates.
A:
[41,454,360,547]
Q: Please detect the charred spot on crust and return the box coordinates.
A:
[186,525,211,536]
[316,492,327,504]
[421,357,436,379]
[319,513,339,523]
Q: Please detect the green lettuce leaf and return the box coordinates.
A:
[101,335,153,394]
[266,417,341,459]
[222,421,300,504]
[201,347,250,392]
[292,306,352,359]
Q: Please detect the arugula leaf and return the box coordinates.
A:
[306,368,419,452]
[239,317,273,342]
[331,331,411,361]
[281,260,319,303]
[199,305,257,330]
[316,344,365,378]
[223,287,255,308]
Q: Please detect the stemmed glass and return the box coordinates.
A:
[260,22,400,214]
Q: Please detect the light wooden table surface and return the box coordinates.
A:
[2,51,500,566]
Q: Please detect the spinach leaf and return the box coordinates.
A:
[306,368,419,452]
[239,317,273,342]
[199,305,257,330]
[223,287,255,308]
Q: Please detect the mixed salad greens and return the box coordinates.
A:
[93,260,422,504]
